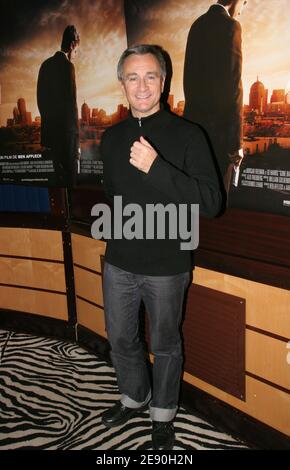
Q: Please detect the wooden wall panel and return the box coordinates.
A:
[199,209,290,270]
[76,298,106,338]
[245,376,290,437]
[0,286,68,320]
[71,234,105,272]
[74,267,103,307]
[246,330,290,391]
[0,228,64,261]
[183,372,290,437]
[0,258,66,292]
[194,267,290,339]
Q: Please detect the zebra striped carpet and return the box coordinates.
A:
[0,329,248,450]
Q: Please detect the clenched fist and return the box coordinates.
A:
[130,136,157,173]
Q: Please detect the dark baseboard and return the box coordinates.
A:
[180,381,290,450]
[0,309,75,341]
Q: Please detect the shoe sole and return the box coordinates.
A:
[152,440,175,451]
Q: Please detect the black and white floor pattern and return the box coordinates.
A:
[0,329,248,450]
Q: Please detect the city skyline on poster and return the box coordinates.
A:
[124,0,290,109]
[0,0,127,128]
[1,1,289,126]
[0,0,128,184]
[123,0,290,214]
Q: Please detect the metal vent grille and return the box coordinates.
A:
[183,283,245,400]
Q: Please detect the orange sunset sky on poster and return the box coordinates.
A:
[124,0,290,109]
[0,0,289,126]
[0,0,127,126]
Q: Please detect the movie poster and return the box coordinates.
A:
[0,0,128,187]
[124,0,290,216]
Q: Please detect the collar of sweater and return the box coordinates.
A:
[129,107,167,127]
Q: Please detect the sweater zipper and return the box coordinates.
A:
[138,118,142,127]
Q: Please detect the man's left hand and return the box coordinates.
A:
[130,136,157,173]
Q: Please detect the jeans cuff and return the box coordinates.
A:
[121,391,151,409]
[149,406,177,422]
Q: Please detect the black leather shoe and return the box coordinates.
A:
[102,401,147,428]
[152,421,175,450]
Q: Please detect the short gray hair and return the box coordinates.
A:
[117,44,167,81]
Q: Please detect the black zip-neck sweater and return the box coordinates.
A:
[100,109,222,275]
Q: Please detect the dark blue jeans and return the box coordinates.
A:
[103,261,190,422]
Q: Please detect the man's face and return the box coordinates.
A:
[121,53,165,118]
[229,0,248,18]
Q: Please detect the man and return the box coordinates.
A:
[100,45,221,450]
[37,25,80,188]
[183,0,246,193]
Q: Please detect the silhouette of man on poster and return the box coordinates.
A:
[37,25,80,188]
[183,0,247,194]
